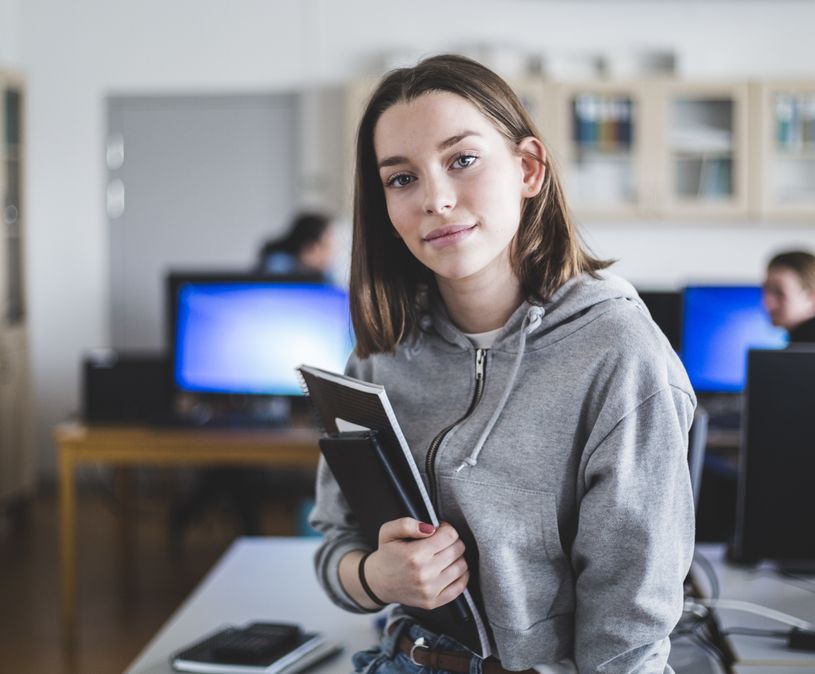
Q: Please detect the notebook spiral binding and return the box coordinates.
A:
[296,369,327,436]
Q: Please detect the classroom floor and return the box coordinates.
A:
[0,473,311,674]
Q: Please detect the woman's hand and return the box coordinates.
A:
[338,519,469,611]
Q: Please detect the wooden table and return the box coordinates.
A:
[53,422,322,647]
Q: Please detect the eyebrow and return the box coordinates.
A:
[377,130,483,169]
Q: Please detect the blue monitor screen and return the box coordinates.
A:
[681,286,788,392]
[174,282,353,396]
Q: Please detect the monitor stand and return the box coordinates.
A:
[696,392,743,432]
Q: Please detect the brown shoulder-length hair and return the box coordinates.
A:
[768,250,815,292]
[350,53,612,358]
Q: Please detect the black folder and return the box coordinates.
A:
[297,365,491,658]
[318,431,423,547]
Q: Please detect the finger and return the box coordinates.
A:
[432,538,467,571]
[378,517,436,544]
[431,521,461,546]
[436,570,471,607]
[438,554,469,588]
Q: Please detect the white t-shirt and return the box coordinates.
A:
[462,327,502,349]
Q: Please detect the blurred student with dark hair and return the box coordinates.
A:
[763,250,815,343]
[258,212,337,280]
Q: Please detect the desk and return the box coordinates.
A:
[53,422,322,646]
[694,544,815,673]
[125,538,815,674]
[123,537,377,674]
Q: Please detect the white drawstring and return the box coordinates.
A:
[455,306,545,472]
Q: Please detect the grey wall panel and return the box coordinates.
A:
[108,93,299,351]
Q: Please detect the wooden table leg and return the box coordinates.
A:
[114,466,136,600]
[59,444,77,647]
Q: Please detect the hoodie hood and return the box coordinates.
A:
[424,272,645,353]
[417,273,647,473]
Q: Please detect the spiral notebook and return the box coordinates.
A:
[297,364,491,659]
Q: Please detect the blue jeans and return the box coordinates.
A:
[352,619,483,674]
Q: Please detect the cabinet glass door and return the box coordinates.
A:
[772,92,815,205]
[671,98,734,201]
[663,83,748,216]
[569,92,637,207]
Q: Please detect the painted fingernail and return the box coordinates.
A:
[419,523,436,534]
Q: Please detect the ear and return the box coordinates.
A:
[517,137,546,199]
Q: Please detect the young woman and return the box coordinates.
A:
[310,54,695,674]
[763,250,815,343]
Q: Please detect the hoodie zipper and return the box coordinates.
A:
[425,348,487,511]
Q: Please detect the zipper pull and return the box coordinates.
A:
[475,348,486,381]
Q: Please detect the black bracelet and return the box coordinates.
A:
[358,551,388,608]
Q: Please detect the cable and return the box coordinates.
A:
[768,570,815,596]
[689,618,729,666]
[745,565,815,596]
[674,599,736,672]
[724,627,789,639]
[692,599,815,631]
[692,551,720,601]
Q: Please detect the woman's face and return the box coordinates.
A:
[763,265,815,330]
[373,92,543,287]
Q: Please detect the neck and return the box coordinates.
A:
[435,265,525,335]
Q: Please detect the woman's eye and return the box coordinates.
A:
[453,154,477,169]
[386,174,414,188]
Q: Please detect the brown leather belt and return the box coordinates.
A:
[393,631,536,674]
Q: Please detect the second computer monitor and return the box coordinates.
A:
[681,285,787,393]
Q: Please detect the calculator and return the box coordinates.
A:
[211,623,301,662]
[171,621,332,673]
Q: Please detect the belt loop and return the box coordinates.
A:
[384,618,409,659]
[469,652,483,674]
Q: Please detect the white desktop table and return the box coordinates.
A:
[123,538,378,674]
[124,539,815,674]
[694,543,815,673]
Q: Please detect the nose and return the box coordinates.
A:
[422,174,455,215]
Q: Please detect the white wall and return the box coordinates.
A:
[0,0,22,66]
[9,0,815,475]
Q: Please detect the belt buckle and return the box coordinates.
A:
[409,637,428,666]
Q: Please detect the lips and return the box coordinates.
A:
[424,224,476,249]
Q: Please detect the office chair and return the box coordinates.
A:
[688,406,709,511]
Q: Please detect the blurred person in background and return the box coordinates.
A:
[763,250,815,344]
[257,212,337,281]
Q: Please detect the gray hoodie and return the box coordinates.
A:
[310,273,696,673]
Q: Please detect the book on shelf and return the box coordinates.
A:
[297,364,492,659]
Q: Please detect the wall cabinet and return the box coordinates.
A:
[750,81,815,219]
[543,80,749,219]
[343,75,814,222]
[548,81,655,218]
[0,70,35,506]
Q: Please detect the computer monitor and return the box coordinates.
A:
[169,273,354,405]
[637,290,683,353]
[733,348,815,566]
[681,286,788,392]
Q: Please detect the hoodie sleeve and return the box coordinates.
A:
[570,384,696,674]
[307,354,376,614]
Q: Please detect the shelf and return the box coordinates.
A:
[775,148,815,159]
[672,150,734,159]
[575,149,635,160]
